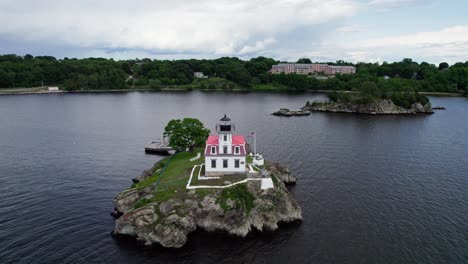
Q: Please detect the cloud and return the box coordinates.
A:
[321,25,468,63]
[238,38,276,55]
[368,0,430,9]
[0,0,358,56]
[336,25,363,33]
[361,25,468,48]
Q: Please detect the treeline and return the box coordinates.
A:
[0,54,467,94]
[258,58,468,93]
[328,81,430,109]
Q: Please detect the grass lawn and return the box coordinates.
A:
[190,167,246,186]
[251,83,288,91]
[251,165,261,172]
[246,155,253,164]
[133,146,205,203]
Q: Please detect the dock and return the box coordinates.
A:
[145,141,174,155]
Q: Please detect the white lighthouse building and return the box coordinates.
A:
[204,115,247,176]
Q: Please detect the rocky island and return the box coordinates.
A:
[272,108,311,116]
[111,116,302,248]
[274,89,434,115]
[111,157,301,248]
[302,99,433,115]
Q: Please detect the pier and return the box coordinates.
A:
[145,141,173,155]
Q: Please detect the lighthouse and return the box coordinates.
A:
[204,115,247,176]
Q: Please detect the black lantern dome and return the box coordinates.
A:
[220,114,231,122]
[217,115,235,133]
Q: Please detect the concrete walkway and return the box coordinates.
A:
[260,178,274,190]
[196,164,221,180]
[186,164,273,190]
[189,152,201,162]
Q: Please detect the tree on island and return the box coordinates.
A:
[164,118,210,152]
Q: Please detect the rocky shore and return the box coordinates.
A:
[271,108,311,117]
[111,160,302,248]
[273,99,434,116]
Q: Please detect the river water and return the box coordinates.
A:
[0,92,466,263]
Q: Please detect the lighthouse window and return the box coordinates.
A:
[211,159,216,168]
[223,146,228,154]
[224,135,227,141]
[234,159,240,168]
[235,146,240,154]
[223,159,228,168]
[211,146,216,154]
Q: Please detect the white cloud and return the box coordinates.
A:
[238,38,276,55]
[336,25,363,33]
[368,0,429,9]
[316,25,468,63]
[0,0,358,56]
[361,25,468,47]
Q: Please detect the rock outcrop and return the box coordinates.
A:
[272,108,311,116]
[111,163,302,248]
[432,106,446,110]
[265,161,297,185]
[301,99,433,115]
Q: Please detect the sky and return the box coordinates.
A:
[0,0,467,64]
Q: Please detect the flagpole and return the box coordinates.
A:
[254,131,256,157]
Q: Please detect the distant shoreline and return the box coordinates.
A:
[0,86,464,97]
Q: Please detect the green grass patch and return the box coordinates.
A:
[133,198,152,209]
[133,146,206,203]
[270,174,280,188]
[191,173,246,187]
[217,184,255,213]
[252,165,264,172]
[251,83,288,91]
[132,157,170,190]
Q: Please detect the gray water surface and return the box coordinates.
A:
[0,92,467,263]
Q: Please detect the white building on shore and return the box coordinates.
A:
[47,86,59,91]
[204,115,247,176]
[271,63,356,75]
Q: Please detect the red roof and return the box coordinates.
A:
[204,134,247,156]
[232,135,245,145]
[206,135,219,145]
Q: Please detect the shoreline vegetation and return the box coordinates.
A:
[0,85,464,96]
[0,55,467,97]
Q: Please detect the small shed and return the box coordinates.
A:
[48,86,59,91]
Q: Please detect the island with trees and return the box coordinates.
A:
[0,54,467,96]
[111,118,301,248]
[273,81,434,116]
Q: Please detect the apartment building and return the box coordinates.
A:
[271,63,356,75]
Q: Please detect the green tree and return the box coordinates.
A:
[149,79,161,89]
[164,118,210,152]
[297,58,312,64]
[438,62,449,71]
[121,62,132,75]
